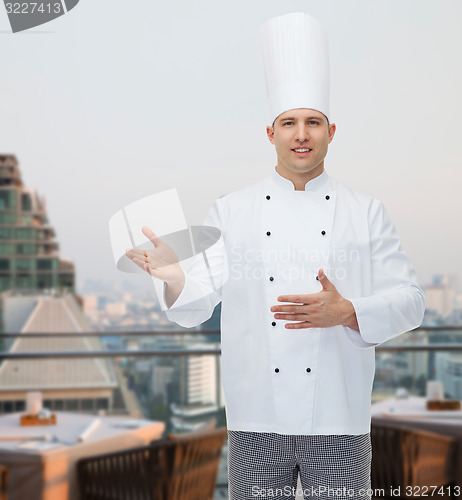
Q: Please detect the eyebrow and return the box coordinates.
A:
[279,116,324,122]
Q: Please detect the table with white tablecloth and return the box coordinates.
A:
[0,412,165,500]
[371,396,462,487]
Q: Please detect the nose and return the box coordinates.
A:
[295,123,309,143]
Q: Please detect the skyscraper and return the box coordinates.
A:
[0,155,74,293]
[0,155,138,417]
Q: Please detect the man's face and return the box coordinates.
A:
[266,108,336,178]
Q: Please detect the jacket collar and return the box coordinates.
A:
[270,167,329,192]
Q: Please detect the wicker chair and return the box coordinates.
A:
[78,427,227,500]
[371,422,456,498]
[164,427,226,500]
[0,465,8,500]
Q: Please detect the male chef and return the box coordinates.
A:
[126,12,425,500]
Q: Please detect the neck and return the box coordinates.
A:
[276,162,325,191]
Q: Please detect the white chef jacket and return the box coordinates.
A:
[159,169,425,435]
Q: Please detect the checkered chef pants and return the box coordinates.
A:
[227,430,372,500]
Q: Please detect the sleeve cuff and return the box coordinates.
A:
[152,271,213,312]
[343,326,378,349]
[347,295,391,347]
[162,272,205,310]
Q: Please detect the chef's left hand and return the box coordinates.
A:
[270,268,359,331]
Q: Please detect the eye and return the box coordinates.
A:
[308,121,319,126]
[282,121,293,126]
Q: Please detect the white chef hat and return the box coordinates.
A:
[261,12,330,125]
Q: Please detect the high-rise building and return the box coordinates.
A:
[0,154,74,294]
[0,155,143,418]
[424,274,457,317]
[170,344,224,432]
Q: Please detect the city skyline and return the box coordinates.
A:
[1,0,461,293]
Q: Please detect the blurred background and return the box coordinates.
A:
[0,1,461,498]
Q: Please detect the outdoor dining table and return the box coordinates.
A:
[371,396,462,487]
[0,411,165,500]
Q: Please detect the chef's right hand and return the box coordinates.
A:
[125,226,185,285]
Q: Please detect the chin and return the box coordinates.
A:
[291,166,317,173]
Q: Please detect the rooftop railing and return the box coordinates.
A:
[1,325,462,359]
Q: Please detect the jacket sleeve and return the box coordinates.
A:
[155,199,228,328]
[345,198,425,349]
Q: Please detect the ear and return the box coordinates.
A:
[266,125,275,145]
[328,123,336,144]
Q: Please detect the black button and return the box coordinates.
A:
[321,230,326,235]
[266,195,271,200]
[316,275,319,281]
[325,195,330,200]
[266,231,271,236]
[306,368,311,373]
[272,321,276,326]
[275,368,279,373]
[269,276,274,282]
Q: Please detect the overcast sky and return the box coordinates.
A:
[1,0,461,293]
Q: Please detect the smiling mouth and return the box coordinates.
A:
[292,148,312,154]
